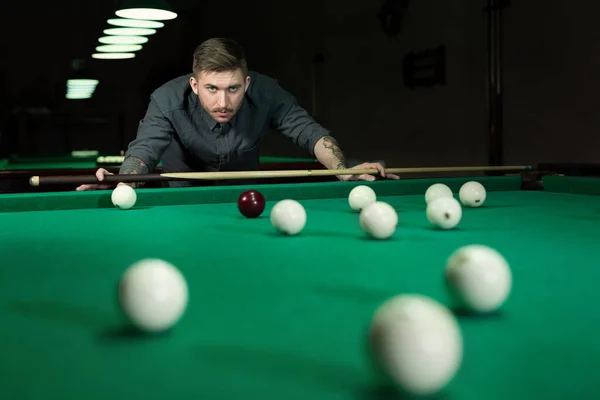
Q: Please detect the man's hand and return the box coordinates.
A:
[75,156,147,191]
[337,162,400,182]
[75,168,116,191]
[312,137,399,182]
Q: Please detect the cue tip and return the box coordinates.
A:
[29,176,39,186]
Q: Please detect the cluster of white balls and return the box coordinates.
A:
[347,180,487,239]
[267,185,397,239]
[369,244,512,395]
[262,185,398,239]
[349,185,398,239]
[425,181,487,230]
[110,181,509,397]
[347,181,508,396]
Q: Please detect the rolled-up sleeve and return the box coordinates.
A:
[268,82,330,157]
[125,94,174,170]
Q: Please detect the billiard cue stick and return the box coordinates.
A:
[29,165,531,186]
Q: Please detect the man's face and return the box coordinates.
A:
[190,68,250,124]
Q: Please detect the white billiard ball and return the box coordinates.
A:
[426,197,462,230]
[459,181,486,207]
[445,245,512,313]
[119,258,188,332]
[111,184,137,210]
[349,185,377,211]
[425,183,453,204]
[368,294,463,396]
[270,199,306,235]
[359,201,398,239]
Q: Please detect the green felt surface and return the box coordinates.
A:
[1,177,600,399]
[0,156,98,170]
[0,155,316,171]
[6,161,97,169]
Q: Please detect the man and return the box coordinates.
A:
[76,38,398,190]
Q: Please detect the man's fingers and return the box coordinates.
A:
[358,174,376,181]
[387,174,401,180]
[76,184,102,191]
[371,163,386,178]
[354,162,387,178]
[96,168,113,181]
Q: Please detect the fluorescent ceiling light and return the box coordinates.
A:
[96,44,143,53]
[115,0,177,21]
[104,27,156,36]
[116,8,177,20]
[66,92,93,99]
[92,53,136,60]
[67,79,99,86]
[98,35,148,45]
[67,87,96,92]
[107,18,165,28]
[67,87,96,94]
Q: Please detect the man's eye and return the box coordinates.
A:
[207,87,216,92]
[229,87,238,92]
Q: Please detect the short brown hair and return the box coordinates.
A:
[192,38,248,77]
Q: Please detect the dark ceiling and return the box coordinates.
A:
[0,0,383,121]
[0,0,343,156]
[0,0,217,111]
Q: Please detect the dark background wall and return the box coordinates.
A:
[0,0,596,167]
[503,1,600,165]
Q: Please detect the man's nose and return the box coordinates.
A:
[217,91,228,107]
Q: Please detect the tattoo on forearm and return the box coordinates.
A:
[119,156,149,188]
[321,136,347,169]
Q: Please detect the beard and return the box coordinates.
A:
[211,106,234,113]
[198,96,239,122]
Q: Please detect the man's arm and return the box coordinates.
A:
[312,135,392,181]
[265,81,347,170]
[267,78,397,181]
[76,94,174,191]
[118,94,174,188]
[118,156,149,188]
[312,135,347,170]
[268,80,332,159]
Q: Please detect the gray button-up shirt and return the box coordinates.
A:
[124,71,330,186]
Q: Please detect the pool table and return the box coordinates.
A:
[1,175,599,399]
[0,155,324,193]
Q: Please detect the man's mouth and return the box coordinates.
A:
[214,109,231,116]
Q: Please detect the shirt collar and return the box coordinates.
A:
[199,105,221,131]
[200,105,240,132]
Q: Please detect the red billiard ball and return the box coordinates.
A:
[237,190,265,218]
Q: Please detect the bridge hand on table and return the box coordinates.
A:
[337,162,401,182]
[75,168,120,191]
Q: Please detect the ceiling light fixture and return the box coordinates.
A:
[92,53,136,59]
[96,44,143,53]
[115,0,177,21]
[67,79,100,87]
[99,35,148,45]
[104,27,156,36]
[66,93,93,99]
[65,60,98,100]
[107,18,165,28]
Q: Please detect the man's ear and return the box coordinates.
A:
[190,76,198,95]
[245,75,251,92]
